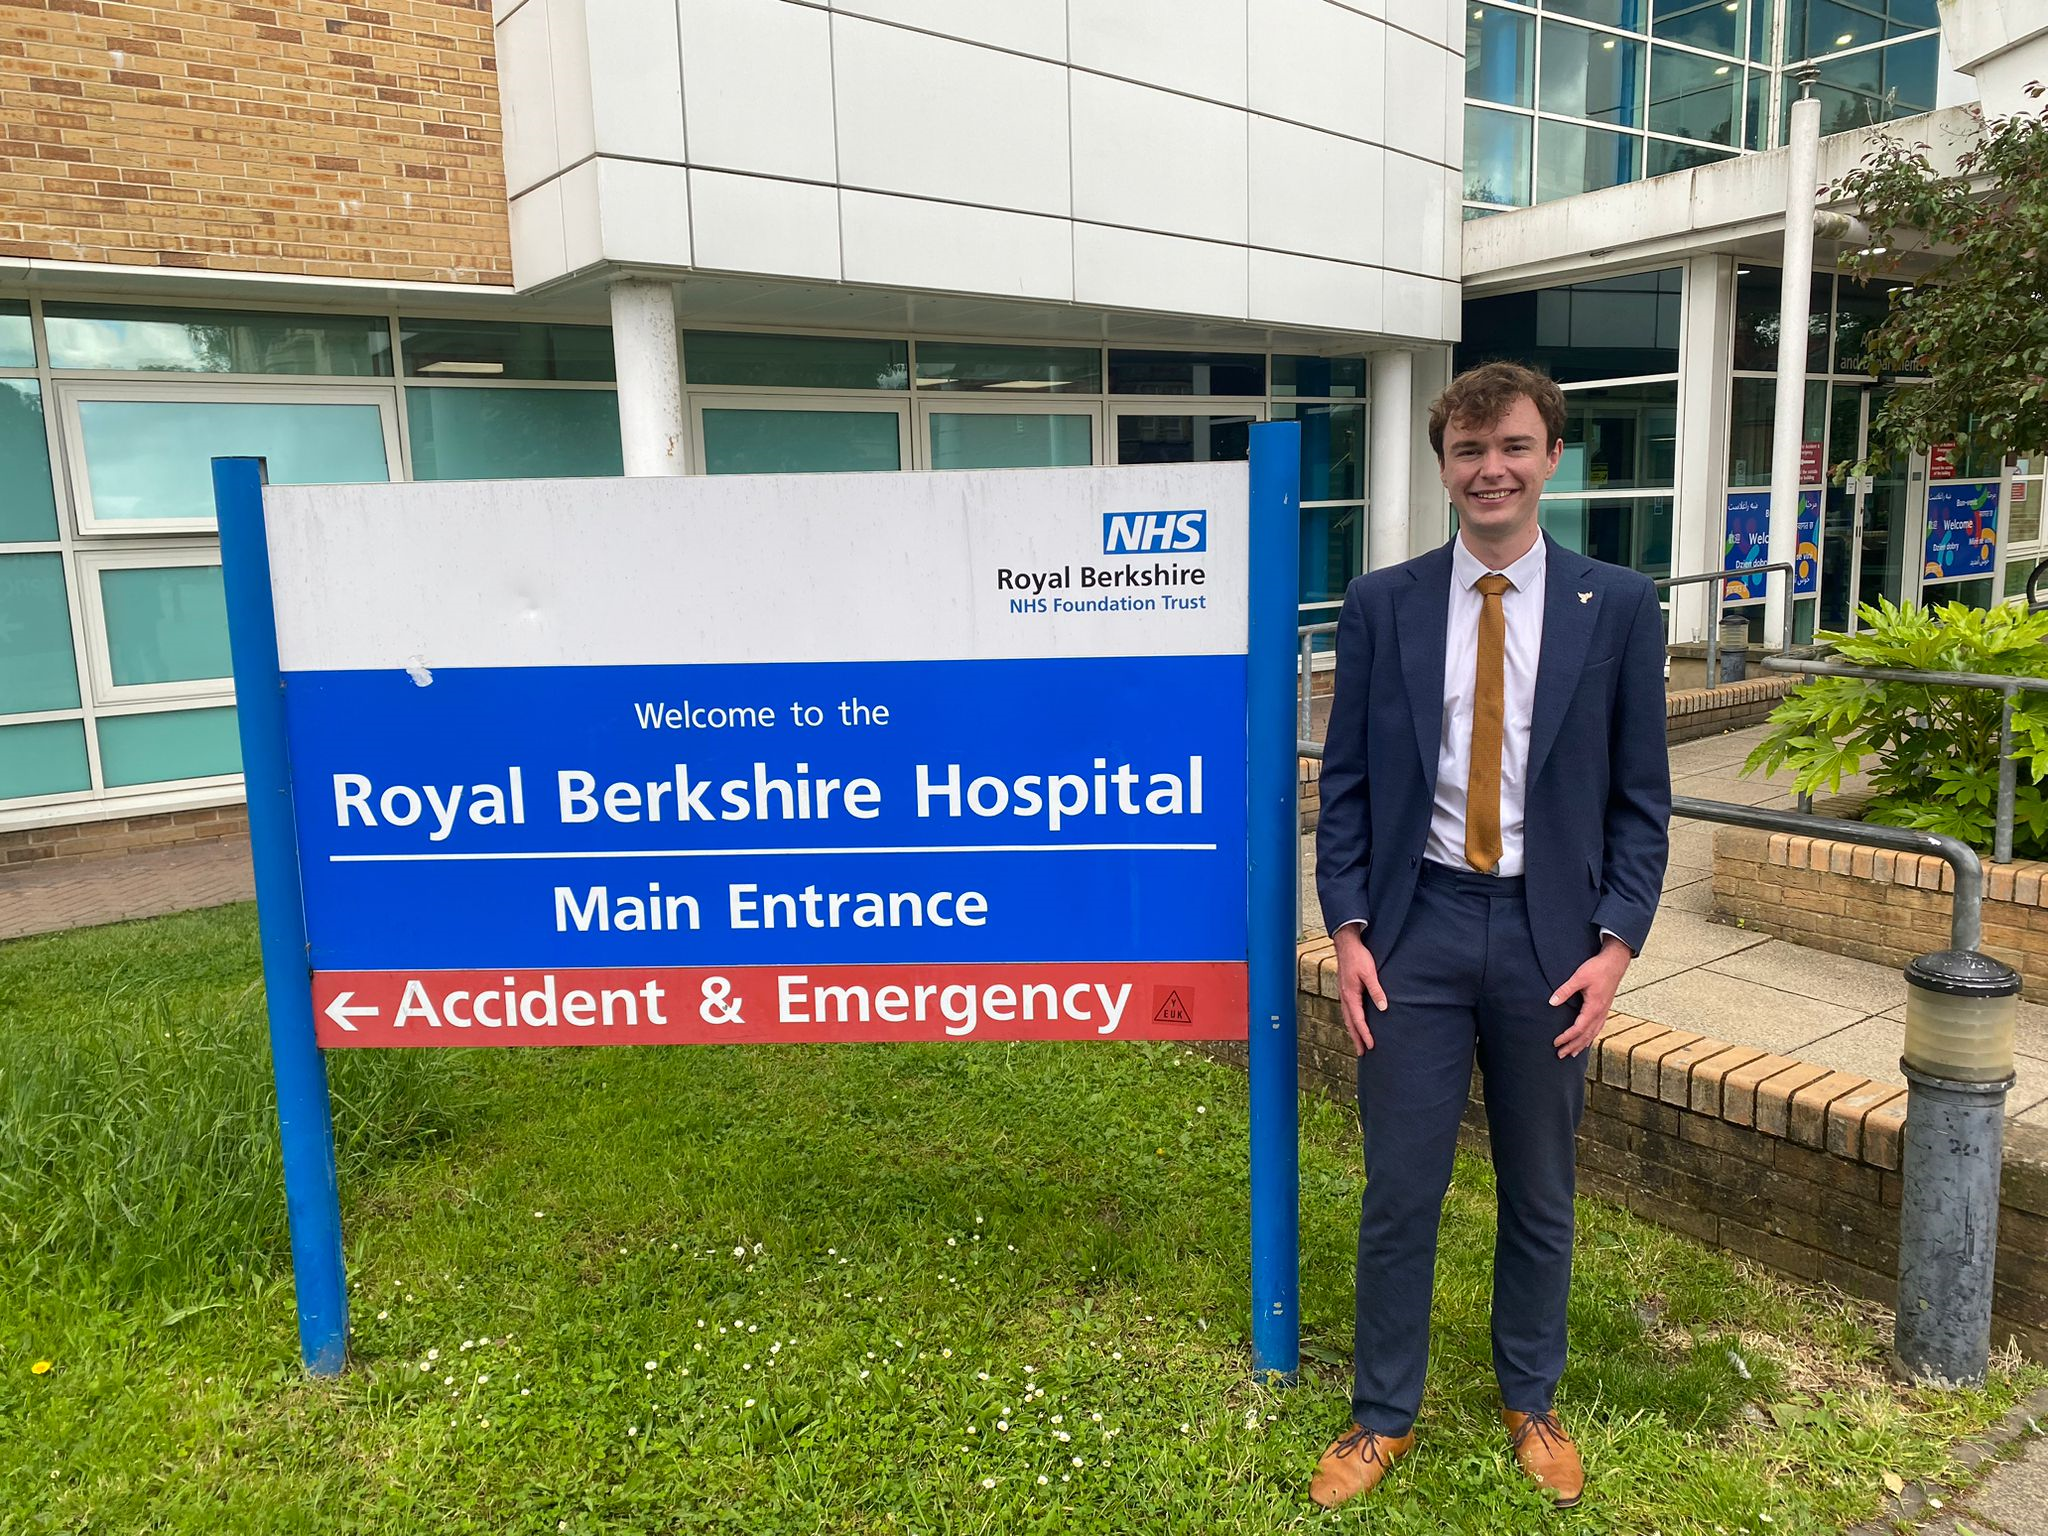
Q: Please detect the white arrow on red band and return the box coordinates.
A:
[323,992,377,1032]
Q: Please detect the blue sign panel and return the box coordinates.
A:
[285,655,1247,974]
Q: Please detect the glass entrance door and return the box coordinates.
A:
[1823,385,1916,633]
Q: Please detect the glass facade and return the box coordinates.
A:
[0,304,1371,822]
[1460,267,1683,580]
[1465,0,1765,211]
[1464,0,1942,213]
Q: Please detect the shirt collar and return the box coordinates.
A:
[1453,531,1547,593]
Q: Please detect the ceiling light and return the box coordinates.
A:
[417,360,506,375]
[1715,64,1730,75]
[1602,38,1616,48]
[1835,32,1855,45]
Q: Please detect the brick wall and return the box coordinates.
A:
[0,0,510,283]
[0,804,247,869]
[1715,825,2048,1002]
[1663,675,1792,745]
[1284,941,2048,1361]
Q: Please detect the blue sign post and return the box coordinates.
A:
[215,456,349,1376]
[217,435,1303,1379]
[1246,422,1302,1379]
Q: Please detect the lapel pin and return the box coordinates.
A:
[1578,591,1592,604]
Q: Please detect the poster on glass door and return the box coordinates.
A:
[1923,481,2000,583]
[1723,490,1821,601]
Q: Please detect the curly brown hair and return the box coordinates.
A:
[1427,362,1566,460]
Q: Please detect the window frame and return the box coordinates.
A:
[688,393,914,477]
[73,543,234,709]
[914,397,1104,471]
[56,379,402,536]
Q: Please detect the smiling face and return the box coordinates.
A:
[1437,393,1562,563]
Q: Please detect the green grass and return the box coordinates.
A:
[1,906,2040,1534]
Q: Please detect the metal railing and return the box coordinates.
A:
[1297,621,1337,746]
[1672,794,1983,951]
[1763,655,2048,865]
[1652,562,1798,688]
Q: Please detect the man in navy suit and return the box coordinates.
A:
[1308,362,1670,1511]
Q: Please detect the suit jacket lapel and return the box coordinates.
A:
[1527,535,1601,789]
[1392,542,1454,790]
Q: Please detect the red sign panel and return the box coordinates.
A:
[1800,440,1824,484]
[1930,442,1958,480]
[312,962,1248,1048]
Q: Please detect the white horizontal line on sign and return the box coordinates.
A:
[329,842,1221,863]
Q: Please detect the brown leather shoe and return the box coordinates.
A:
[1308,1422,1415,1509]
[1503,1408,1584,1507]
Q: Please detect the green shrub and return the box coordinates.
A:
[1743,597,2048,856]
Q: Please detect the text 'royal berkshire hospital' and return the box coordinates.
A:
[0,0,2042,844]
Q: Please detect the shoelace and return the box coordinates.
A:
[1508,1410,1571,1459]
[1330,1424,1398,1467]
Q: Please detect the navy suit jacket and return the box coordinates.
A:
[1313,535,1671,994]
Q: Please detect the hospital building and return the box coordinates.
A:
[1,0,2042,844]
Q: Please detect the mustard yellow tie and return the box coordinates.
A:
[1466,573,1512,874]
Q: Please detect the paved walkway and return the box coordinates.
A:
[0,838,252,942]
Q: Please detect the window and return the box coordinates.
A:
[1468,4,1536,107]
[914,342,1100,394]
[0,381,57,542]
[45,303,391,376]
[59,384,398,534]
[1465,106,1536,207]
[684,332,908,391]
[0,301,32,368]
[399,317,614,381]
[0,553,82,716]
[922,406,1094,470]
[694,400,909,475]
[407,388,624,480]
[1553,382,1678,492]
[1649,45,1740,145]
[1537,121,1642,200]
[1540,20,1645,126]
[76,549,232,705]
[0,720,90,801]
[1108,351,1265,397]
[96,707,240,788]
[1459,268,1683,382]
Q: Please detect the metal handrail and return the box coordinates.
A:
[1761,654,2047,865]
[1297,621,1338,742]
[1652,562,1798,689]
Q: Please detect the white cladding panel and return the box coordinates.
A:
[266,466,1249,671]
[497,0,1464,341]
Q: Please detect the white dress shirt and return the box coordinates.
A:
[1425,534,1545,877]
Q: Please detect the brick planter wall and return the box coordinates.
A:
[0,805,248,871]
[1663,675,1793,745]
[1282,938,2048,1361]
[1714,826,2048,1003]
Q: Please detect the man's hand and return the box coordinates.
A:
[1334,924,1388,1055]
[1549,935,1633,1059]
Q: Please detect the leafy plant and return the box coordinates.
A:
[1743,598,2048,854]
[1830,86,2048,471]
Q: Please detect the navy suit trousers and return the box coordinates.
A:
[1351,862,1590,1434]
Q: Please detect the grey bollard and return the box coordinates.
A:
[1717,617,1749,683]
[1893,949,2019,1386]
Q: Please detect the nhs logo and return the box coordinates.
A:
[1102,510,1207,555]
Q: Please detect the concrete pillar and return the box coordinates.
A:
[1671,253,1737,645]
[1767,74,1822,651]
[1368,348,1414,571]
[609,278,685,477]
